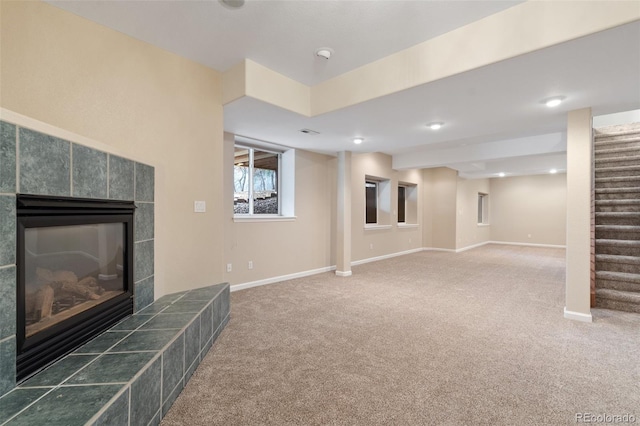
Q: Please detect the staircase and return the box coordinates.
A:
[594,123,640,314]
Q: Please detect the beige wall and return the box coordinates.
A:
[424,167,458,250]
[456,178,491,250]
[223,134,335,284]
[1,1,224,297]
[351,152,422,262]
[490,174,567,246]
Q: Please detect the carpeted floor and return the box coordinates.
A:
[161,245,640,425]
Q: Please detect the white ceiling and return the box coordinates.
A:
[47,1,640,179]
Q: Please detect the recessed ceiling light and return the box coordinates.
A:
[550,169,558,174]
[220,0,245,9]
[353,138,364,145]
[544,96,565,108]
[428,122,443,130]
[315,48,333,60]
[498,172,506,178]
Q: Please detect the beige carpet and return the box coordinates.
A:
[161,245,640,425]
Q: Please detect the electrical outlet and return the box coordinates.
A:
[248,261,253,270]
[226,263,232,273]
[369,243,374,250]
[194,201,206,213]
[409,238,412,243]
[527,234,532,239]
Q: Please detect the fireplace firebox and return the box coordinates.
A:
[16,194,135,380]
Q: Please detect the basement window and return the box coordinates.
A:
[234,142,295,219]
[478,192,489,225]
[365,177,391,229]
[398,183,418,226]
[365,180,378,224]
[398,186,406,223]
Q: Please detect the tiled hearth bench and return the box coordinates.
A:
[0,283,230,426]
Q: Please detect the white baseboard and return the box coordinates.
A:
[455,241,490,253]
[423,247,456,253]
[351,248,424,266]
[489,241,566,249]
[335,270,352,277]
[230,266,336,292]
[564,307,593,323]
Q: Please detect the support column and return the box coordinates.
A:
[565,108,593,322]
[336,151,352,277]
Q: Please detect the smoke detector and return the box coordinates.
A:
[315,48,334,60]
[220,0,245,9]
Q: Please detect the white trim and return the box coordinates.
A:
[233,215,296,223]
[230,266,336,292]
[477,223,491,227]
[489,241,566,249]
[335,270,352,277]
[455,241,490,253]
[423,247,456,253]
[364,224,392,231]
[397,223,419,229]
[351,248,423,266]
[563,307,593,323]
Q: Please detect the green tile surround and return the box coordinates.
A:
[0,283,230,426]
[0,119,156,399]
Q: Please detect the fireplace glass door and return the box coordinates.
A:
[24,223,125,337]
[17,194,134,381]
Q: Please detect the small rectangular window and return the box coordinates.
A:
[234,145,280,215]
[397,186,406,223]
[365,181,378,224]
[478,193,488,224]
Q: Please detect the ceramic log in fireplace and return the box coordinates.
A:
[16,195,135,381]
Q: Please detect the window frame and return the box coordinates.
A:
[397,185,407,224]
[477,192,489,225]
[365,180,379,225]
[234,144,282,217]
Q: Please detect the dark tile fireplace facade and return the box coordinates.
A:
[0,120,155,397]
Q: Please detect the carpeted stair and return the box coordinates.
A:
[594,123,640,314]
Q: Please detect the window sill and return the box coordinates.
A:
[364,224,392,231]
[397,223,419,229]
[477,223,491,227]
[234,215,297,223]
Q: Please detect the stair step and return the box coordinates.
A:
[596,270,640,283]
[595,175,640,188]
[595,154,640,165]
[595,288,640,314]
[595,186,640,194]
[594,136,640,152]
[596,254,640,274]
[595,225,640,240]
[594,146,640,158]
[595,212,640,226]
[596,239,640,246]
[594,125,640,138]
[596,270,640,292]
[595,239,640,256]
[595,199,640,213]
[595,165,640,179]
[595,187,640,201]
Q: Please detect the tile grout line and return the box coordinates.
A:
[15,126,20,194]
[107,153,110,198]
[69,142,73,196]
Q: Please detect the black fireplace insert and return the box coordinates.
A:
[16,194,135,381]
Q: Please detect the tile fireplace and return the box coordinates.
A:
[0,119,155,398]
